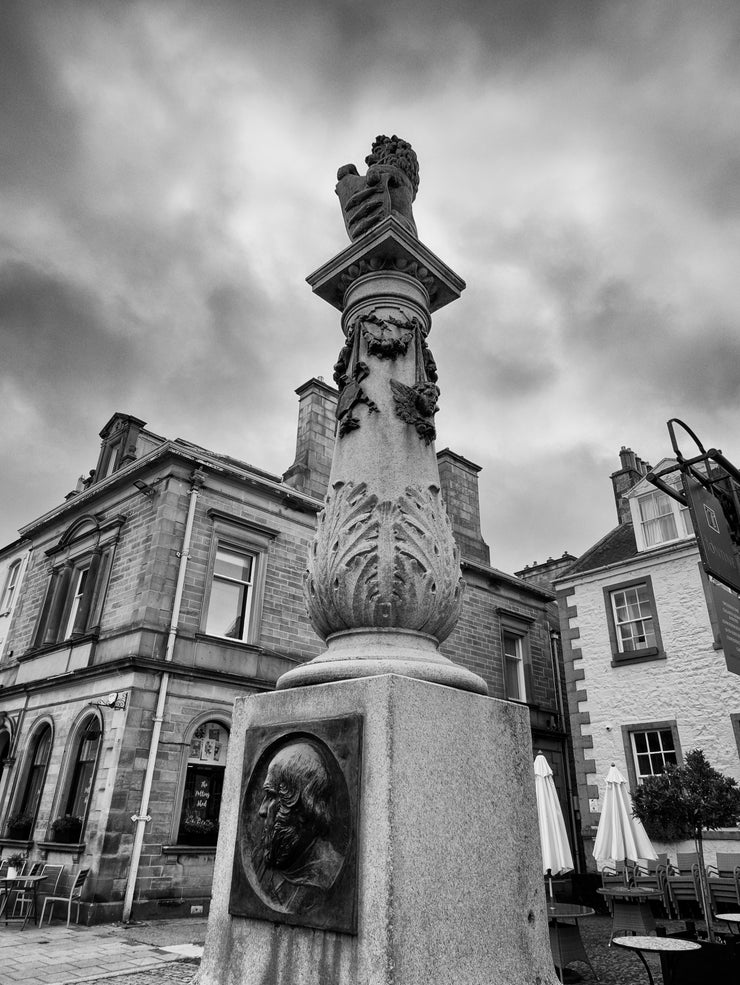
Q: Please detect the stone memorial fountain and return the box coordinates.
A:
[199,136,558,985]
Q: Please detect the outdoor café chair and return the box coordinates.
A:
[6,861,43,917]
[675,851,699,872]
[39,867,89,927]
[12,863,64,919]
[666,864,702,919]
[633,859,671,916]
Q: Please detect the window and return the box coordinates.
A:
[503,631,526,701]
[622,720,682,789]
[497,610,532,703]
[62,714,102,823]
[176,720,230,846]
[1,560,21,614]
[200,509,278,645]
[604,577,664,664]
[11,723,52,832]
[32,514,123,652]
[63,566,90,640]
[633,488,692,550]
[611,585,656,651]
[205,547,255,641]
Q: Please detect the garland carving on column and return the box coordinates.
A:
[305,480,463,642]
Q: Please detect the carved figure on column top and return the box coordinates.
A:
[336,135,419,242]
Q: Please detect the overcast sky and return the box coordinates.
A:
[2,0,740,573]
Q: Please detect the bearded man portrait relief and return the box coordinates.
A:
[230,717,360,934]
[252,741,343,911]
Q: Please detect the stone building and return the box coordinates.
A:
[0,381,571,921]
[555,447,740,867]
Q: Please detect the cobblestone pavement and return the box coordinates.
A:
[0,909,724,985]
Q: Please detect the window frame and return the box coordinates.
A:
[31,515,122,653]
[50,710,103,841]
[632,487,693,552]
[7,720,54,836]
[169,713,231,849]
[0,560,22,615]
[604,576,665,666]
[621,720,683,790]
[199,510,278,647]
[498,610,533,704]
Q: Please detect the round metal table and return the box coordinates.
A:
[612,935,701,985]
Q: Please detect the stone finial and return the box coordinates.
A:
[336,135,419,242]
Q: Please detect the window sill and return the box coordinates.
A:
[36,840,85,856]
[611,647,666,667]
[162,844,217,856]
[19,633,98,663]
[0,837,33,850]
[195,633,261,653]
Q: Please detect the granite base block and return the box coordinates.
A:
[199,674,558,985]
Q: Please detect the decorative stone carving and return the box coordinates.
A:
[230,716,361,934]
[389,379,440,444]
[336,255,437,304]
[336,135,419,241]
[334,359,379,437]
[305,480,464,643]
[355,311,418,360]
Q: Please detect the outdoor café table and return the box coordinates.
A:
[715,912,740,934]
[546,902,598,981]
[597,885,659,941]
[0,874,45,929]
[612,934,701,985]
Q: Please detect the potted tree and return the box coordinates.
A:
[6,852,25,879]
[50,814,83,844]
[6,812,33,840]
[632,748,740,973]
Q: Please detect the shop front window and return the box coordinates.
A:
[177,721,229,846]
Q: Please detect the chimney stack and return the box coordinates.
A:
[436,449,490,565]
[283,378,338,500]
[610,446,647,525]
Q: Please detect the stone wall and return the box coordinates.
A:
[558,540,740,865]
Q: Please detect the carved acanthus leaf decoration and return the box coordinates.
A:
[305,481,463,642]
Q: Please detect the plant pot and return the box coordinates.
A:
[7,867,18,879]
[661,935,739,983]
[7,824,31,840]
[53,826,82,844]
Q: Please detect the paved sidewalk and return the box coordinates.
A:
[0,916,206,985]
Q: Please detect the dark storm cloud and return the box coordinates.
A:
[2,0,740,574]
[0,260,141,394]
[0,3,80,197]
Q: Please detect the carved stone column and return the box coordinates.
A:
[278,212,487,695]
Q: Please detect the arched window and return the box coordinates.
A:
[177,720,229,846]
[58,715,101,837]
[9,723,52,836]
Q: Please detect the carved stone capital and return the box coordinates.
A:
[304,480,464,643]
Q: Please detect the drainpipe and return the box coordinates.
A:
[122,469,205,922]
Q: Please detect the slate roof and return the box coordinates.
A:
[559,522,639,578]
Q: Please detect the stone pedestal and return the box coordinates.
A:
[199,675,558,985]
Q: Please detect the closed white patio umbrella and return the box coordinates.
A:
[534,752,574,898]
[593,763,657,872]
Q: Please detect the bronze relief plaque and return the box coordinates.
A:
[229,714,362,934]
